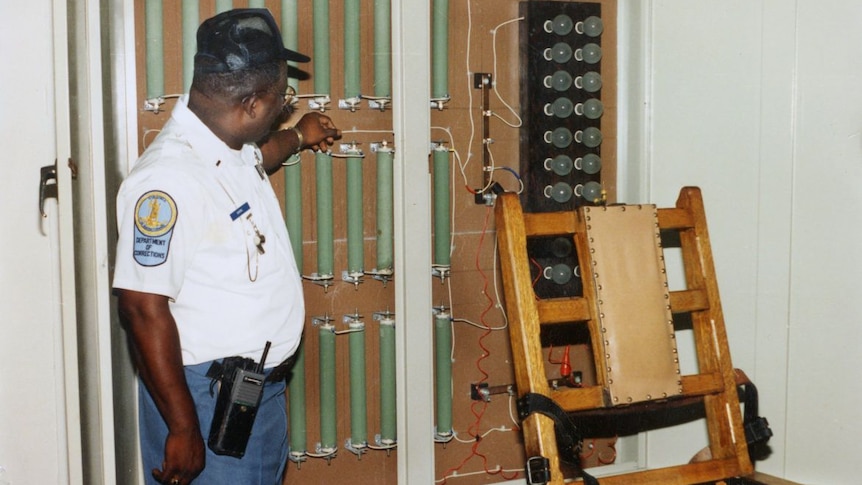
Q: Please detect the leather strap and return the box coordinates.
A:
[517,393,599,485]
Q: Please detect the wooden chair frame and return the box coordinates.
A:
[495,187,753,484]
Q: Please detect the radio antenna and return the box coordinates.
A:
[258,341,272,373]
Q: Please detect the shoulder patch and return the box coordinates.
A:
[132,190,177,266]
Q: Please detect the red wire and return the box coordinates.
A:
[440,205,519,483]
[530,257,543,287]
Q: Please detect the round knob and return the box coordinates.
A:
[576,71,602,93]
[575,127,602,148]
[545,127,573,148]
[545,154,573,176]
[576,43,602,64]
[545,97,574,118]
[576,98,604,120]
[544,70,573,91]
[545,42,573,63]
[581,181,603,202]
[545,182,573,203]
[576,16,604,37]
[576,153,602,174]
[544,14,574,36]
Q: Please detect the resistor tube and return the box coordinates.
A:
[376,147,394,271]
[373,0,392,98]
[181,0,198,92]
[313,0,331,95]
[318,323,337,452]
[434,312,452,437]
[215,0,232,14]
[378,314,397,444]
[432,146,450,267]
[348,319,367,448]
[344,0,361,101]
[284,157,303,270]
[346,148,364,276]
[288,339,307,458]
[431,0,449,100]
[145,0,164,100]
[316,152,334,277]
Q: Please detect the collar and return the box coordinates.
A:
[170,95,262,169]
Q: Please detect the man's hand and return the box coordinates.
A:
[152,427,206,485]
[293,111,342,153]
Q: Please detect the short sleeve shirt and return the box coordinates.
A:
[113,96,304,367]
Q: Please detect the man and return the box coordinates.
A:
[113,9,341,485]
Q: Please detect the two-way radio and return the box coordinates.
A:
[207,341,271,457]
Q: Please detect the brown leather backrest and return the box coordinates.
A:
[580,205,682,405]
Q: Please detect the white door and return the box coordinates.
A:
[0,1,83,483]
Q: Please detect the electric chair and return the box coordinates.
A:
[495,187,781,484]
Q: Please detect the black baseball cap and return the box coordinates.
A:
[195,8,309,73]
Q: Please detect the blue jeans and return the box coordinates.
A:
[138,362,288,485]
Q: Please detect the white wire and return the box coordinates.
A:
[342,128,395,135]
[493,167,525,194]
[431,126,467,185]
[489,17,525,129]
[450,425,514,444]
[507,392,520,427]
[435,465,525,484]
[463,0,478,186]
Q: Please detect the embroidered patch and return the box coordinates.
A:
[132,190,177,266]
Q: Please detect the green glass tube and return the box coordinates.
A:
[348,321,367,446]
[434,312,452,436]
[376,148,394,271]
[316,152,334,277]
[181,0,198,92]
[346,151,364,275]
[281,0,300,91]
[344,0,361,100]
[248,0,266,7]
[378,316,397,443]
[431,0,449,99]
[373,0,391,98]
[145,0,164,100]
[288,338,306,455]
[318,324,337,451]
[313,0,331,94]
[432,147,451,267]
[284,158,302,270]
[215,0,232,14]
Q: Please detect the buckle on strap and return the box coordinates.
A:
[517,393,583,463]
[525,456,550,485]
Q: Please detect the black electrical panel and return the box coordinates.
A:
[519,1,605,214]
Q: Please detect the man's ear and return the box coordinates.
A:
[240,93,260,119]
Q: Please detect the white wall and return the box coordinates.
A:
[620,1,862,483]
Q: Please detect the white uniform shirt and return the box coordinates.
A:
[113,95,304,367]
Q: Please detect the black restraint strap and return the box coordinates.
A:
[517,393,599,485]
[737,376,773,455]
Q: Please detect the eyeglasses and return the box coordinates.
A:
[270,85,297,112]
